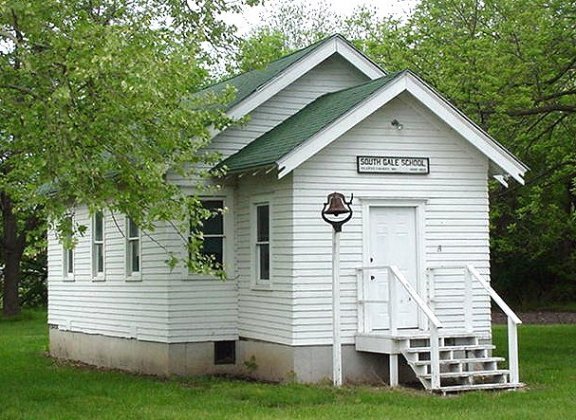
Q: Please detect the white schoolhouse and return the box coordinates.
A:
[48,35,527,393]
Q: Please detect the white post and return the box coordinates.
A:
[332,229,342,387]
[508,316,520,384]
[426,268,436,331]
[356,269,364,334]
[389,354,399,387]
[464,266,473,333]
[430,323,441,389]
[388,267,398,336]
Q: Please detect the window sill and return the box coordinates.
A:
[91,276,106,282]
[62,277,75,283]
[126,273,142,282]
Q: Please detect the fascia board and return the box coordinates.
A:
[404,75,526,184]
[277,77,407,179]
[227,37,386,121]
[334,38,385,79]
[226,41,337,120]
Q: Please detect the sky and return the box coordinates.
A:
[225,0,420,35]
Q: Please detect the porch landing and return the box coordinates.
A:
[356,330,524,393]
[355,329,491,354]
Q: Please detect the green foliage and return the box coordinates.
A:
[390,0,576,306]
[235,29,291,73]
[0,0,262,312]
[239,0,576,306]
[1,313,576,418]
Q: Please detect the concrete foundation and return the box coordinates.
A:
[50,328,415,384]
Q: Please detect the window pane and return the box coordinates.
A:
[257,205,269,242]
[259,244,269,280]
[131,240,140,272]
[67,249,74,273]
[128,218,139,238]
[201,200,223,235]
[202,237,223,265]
[96,244,104,273]
[94,212,103,241]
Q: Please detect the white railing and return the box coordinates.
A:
[427,264,522,385]
[356,265,444,389]
[466,265,522,385]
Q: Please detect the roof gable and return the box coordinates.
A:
[218,72,402,174]
[200,34,385,121]
[219,71,527,184]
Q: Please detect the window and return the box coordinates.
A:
[255,203,270,285]
[63,246,74,281]
[126,218,140,276]
[194,200,224,268]
[92,211,105,279]
[62,216,75,281]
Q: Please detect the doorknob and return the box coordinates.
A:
[370,257,374,263]
[370,276,375,281]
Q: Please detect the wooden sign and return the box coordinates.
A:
[357,156,430,174]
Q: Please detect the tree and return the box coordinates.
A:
[0,0,259,317]
[238,0,576,306]
[383,0,576,306]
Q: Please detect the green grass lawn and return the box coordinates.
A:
[1,311,575,419]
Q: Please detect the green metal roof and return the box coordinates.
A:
[218,71,404,174]
[199,36,334,110]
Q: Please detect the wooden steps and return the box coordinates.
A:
[400,333,524,393]
[411,356,505,367]
[437,382,523,393]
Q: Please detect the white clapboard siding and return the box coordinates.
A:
[48,207,172,342]
[48,56,368,345]
[235,173,295,345]
[290,93,493,346]
[208,54,369,161]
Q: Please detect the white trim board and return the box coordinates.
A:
[227,36,385,121]
[276,71,527,185]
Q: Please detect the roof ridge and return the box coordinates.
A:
[198,34,338,93]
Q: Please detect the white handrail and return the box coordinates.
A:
[389,266,443,328]
[466,265,522,325]
[388,265,442,389]
[356,265,443,389]
[466,264,522,385]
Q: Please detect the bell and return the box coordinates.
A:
[323,192,350,216]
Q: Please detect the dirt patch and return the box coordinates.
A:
[492,311,576,324]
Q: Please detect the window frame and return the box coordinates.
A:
[62,244,75,282]
[125,217,142,281]
[186,195,234,280]
[251,196,272,290]
[91,211,106,281]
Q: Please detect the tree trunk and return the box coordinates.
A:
[1,193,25,318]
[2,243,23,317]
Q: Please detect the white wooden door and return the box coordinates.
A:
[367,207,419,330]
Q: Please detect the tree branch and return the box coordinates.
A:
[536,89,576,103]
[507,104,576,116]
[0,84,39,98]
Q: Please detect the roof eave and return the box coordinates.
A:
[226,35,385,121]
[276,71,528,186]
